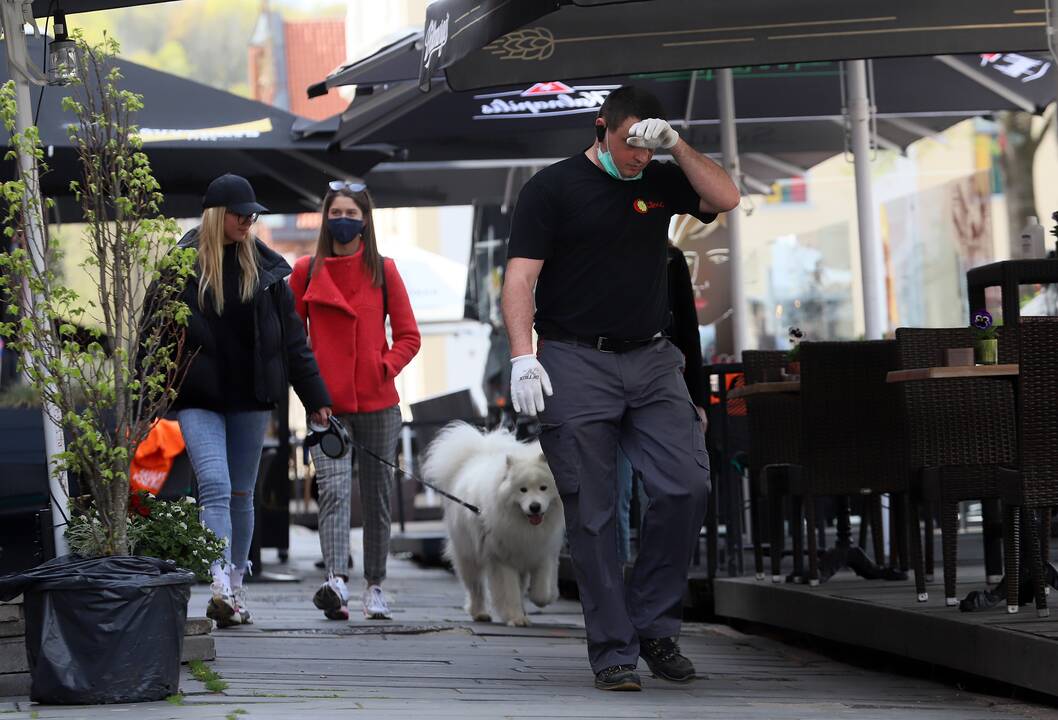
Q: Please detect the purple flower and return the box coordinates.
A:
[972,310,993,331]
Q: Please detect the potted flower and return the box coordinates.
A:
[972,310,998,365]
[0,37,199,704]
[69,492,225,582]
[786,326,805,377]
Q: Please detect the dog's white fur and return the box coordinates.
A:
[422,422,564,626]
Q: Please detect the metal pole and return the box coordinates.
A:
[2,1,70,556]
[846,60,888,339]
[717,68,749,356]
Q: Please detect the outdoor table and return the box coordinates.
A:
[967,259,1058,326]
[886,364,1020,384]
[727,380,800,399]
[888,363,1020,601]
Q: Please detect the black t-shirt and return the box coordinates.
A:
[206,244,268,412]
[508,153,715,340]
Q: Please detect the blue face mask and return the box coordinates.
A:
[598,135,643,182]
[327,217,364,245]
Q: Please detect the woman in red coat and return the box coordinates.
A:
[289,181,421,620]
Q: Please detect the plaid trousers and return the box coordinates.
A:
[310,405,402,584]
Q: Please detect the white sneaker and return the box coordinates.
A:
[362,585,391,620]
[232,585,253,625]
[207,563,239,628]
[314,574,350,620]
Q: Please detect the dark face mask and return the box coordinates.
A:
[327,217,365,245]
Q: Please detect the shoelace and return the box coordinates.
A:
[643,639,680,662]
[367,587,389,611]
[602,664,637,677]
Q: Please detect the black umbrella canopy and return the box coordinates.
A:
[334,53,1055,155]
[3,39,392,218]
[429,0,1050,91]
[318,51,1055,207]
[30,1,178,16]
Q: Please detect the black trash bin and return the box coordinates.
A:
[0,554,194,704]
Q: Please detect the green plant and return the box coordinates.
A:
[165,693,184,705]
[67,492,225,579]
[0,35,196,555]
[189,659,229,693]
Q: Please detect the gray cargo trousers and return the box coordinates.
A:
[536,337,710,672]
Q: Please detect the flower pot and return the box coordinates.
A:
[786,361,801,376]
[975,338,998,365]
[0,555,194,704]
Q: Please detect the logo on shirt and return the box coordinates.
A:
[633,198,665,214]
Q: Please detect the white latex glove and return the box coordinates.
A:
[510,354,553,416]
[627,118,679,150]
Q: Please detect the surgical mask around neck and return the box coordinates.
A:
[598,135,643,181]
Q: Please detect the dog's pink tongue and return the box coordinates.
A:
[528,514,543,526]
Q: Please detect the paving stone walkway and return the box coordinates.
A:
[2,525,1057,719]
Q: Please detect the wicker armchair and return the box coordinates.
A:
[742,351,804,582]
[799,340,912,585]
[997,317,1058,616]
[894,326,1018,605]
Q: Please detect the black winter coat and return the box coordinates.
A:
[170,228,331,413]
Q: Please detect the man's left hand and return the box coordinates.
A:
[627,118,679,150]
[695,405,708,433]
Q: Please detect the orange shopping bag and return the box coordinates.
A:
[130,419,186,495]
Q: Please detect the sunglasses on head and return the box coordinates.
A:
[329,180,367,193]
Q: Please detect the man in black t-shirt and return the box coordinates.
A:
[501,86,739,691]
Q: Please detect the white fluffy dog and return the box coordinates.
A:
[422,422,564,626]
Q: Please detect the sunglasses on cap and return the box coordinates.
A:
[329,180,367,193]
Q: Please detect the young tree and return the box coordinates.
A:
[0,36,195,555]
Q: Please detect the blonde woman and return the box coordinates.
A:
[172,174,332,628]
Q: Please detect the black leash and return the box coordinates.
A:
[350,438,481,515]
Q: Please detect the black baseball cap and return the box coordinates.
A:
[202,174,270,215]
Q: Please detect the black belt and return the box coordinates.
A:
[540,331,663,353]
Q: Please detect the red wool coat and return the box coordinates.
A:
[289,251,421,414]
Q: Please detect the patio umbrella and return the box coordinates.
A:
[29,0,178,14]
[312,47,1055,206]
[423,0,1049,91]
[2,38,394,218]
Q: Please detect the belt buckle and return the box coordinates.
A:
[595,336,615,353]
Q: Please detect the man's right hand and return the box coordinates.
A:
[510,354,553,416]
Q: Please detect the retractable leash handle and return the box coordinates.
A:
[351,439,481,515]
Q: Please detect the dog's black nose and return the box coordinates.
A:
[529,502,542,514]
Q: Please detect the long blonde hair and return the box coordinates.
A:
[196,206,259,314]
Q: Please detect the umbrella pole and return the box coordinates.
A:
[1,1,70,557]
[845,59,888,340]
[717,68,748,357]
